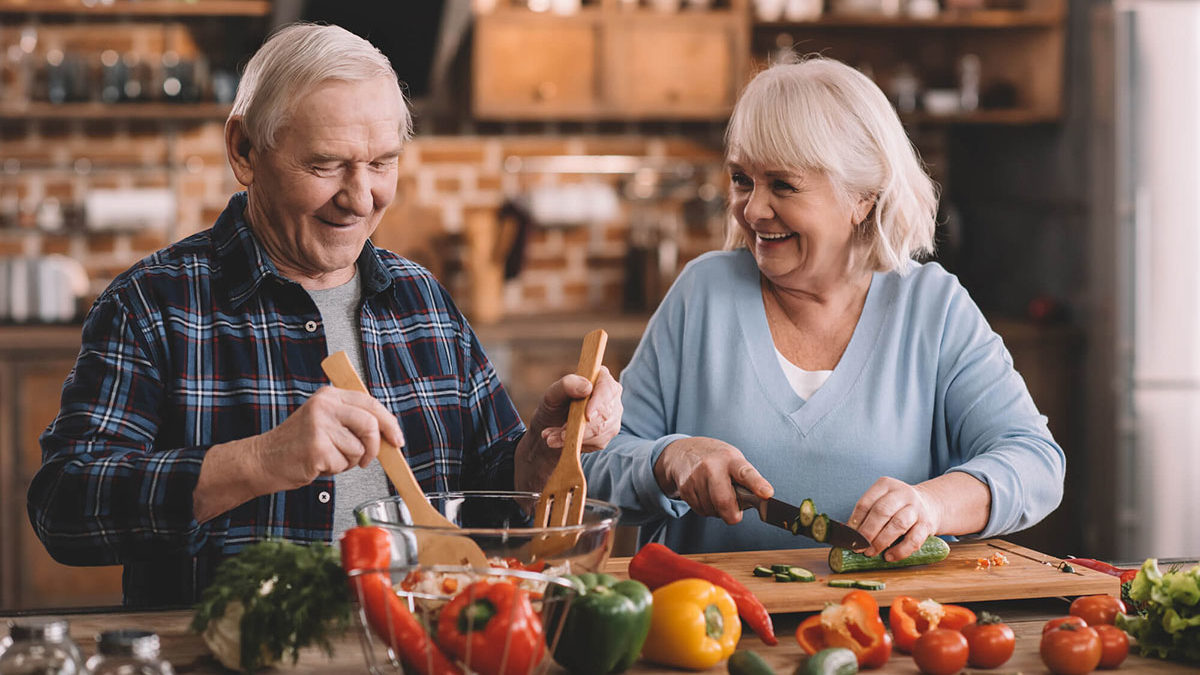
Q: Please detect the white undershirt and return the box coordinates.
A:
[774,348,834,400]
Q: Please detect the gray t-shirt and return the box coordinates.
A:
[306,269,389,543]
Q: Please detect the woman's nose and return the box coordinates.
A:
[742,186,774,222]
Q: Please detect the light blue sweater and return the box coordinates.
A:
[582,249,1066,553]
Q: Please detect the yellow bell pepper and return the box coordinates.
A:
[641,578,741,670]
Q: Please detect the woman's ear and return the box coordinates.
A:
[225,117,255,187]
[854,195,877,227]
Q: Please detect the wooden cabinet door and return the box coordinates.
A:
[608,18,741,118]
[473,15,600,119]
[5,358,123,609]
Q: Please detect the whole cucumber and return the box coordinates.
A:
[728,649,775,675]
[794,647,858,675]
[828,535,950,573]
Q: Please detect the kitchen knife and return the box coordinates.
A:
[734,485,870,550]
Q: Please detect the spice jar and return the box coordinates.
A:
[86,630,175,675]
[0,619,86,675]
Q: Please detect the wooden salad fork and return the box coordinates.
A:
[321,351,488,569]
[532,329,608,545]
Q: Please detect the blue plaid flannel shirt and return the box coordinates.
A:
[27,192,525,606]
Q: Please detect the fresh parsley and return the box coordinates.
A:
[190,539,353,672]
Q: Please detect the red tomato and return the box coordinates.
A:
[1043,615,1089,634]
[962,618,1016,668]
[1070,595,1126,627]
[912,628,969,675]
[1094,624,1130,669]
[1041,623,1103,675]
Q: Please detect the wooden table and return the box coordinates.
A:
[2,597,1194,674]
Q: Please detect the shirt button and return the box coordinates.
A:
[318,490,331,504]
[305,320,319,332]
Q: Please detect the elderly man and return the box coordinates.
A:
[27,23,622,606]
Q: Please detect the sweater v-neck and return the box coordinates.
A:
[734,251,894,436]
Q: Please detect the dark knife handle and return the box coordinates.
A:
[733,484,767,521]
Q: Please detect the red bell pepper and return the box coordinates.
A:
[340,526,462,675]
[888,596,977,653]
[435,580,544,675]
[796,590,892,669]
[628,542,777,645]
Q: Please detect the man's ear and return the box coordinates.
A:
[225,117,255,187]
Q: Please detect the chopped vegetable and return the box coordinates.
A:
[752,566,774,578]
[975,552,1010,570]
[630,542,776,645]
[795,590,892,669]
[889,596,976,653]
[1115,558,1200,663]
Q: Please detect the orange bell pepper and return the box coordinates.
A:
[889,595,977,653]
[796,590,892,669]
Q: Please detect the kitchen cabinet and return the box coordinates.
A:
[752,0,1067,124]
[0,326,122,610]
[472,0,750,120]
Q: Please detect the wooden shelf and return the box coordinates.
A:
[0,102,231,121]
[754,8,1063,29]
[902,108,1059,125]
[0,0,270,16]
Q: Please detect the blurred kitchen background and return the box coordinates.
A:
[0,0,1192,610]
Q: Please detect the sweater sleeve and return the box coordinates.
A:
[27,291,225,566]
[582,273,693,525]
[937,283,1067,537]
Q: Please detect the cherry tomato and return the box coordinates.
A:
[1041,623,1102,675]
[1070,595,1126,627]
[1094,624,1130,669]
[1043,615,1089,634]
[961,615,1015,668]
[912,628,969,675]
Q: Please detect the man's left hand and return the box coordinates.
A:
[514,366,622,491]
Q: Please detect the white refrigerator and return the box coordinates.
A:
[1109,0,1200,559]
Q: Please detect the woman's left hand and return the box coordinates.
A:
[848,476,941,561]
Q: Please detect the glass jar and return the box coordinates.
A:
[0,619,86,675]
[85,630,175,675]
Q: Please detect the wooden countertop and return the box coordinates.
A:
[2,597,1193,674]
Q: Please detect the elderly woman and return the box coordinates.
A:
[582,56,1065,562]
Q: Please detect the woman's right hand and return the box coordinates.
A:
[653,437,773,524]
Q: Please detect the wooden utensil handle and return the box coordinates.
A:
[562,329,608,453]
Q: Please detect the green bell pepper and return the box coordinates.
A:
[545,572,653,675]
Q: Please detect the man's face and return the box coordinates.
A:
[243,77,404,289]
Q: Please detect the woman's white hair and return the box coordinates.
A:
[229,22,412,151]
[724,54,938,273]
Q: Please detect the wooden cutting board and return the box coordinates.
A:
[602,539,1121,613]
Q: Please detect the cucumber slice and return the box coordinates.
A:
[774,572,794,582]
[798,498,817,528]
[811,514,829,543]
[752,565,774,577]
[770,564,791,574]
[787,566,816,582]
[828,578,857,588]
[854,580,886,590]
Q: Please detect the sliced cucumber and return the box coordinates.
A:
[811,514,829,543]
[828,535,951,573]
[798,498,817,528]
[828,578,857,588]
[787,566,816,582]
[853,580,886,590]
[770,564,791,574]
[774,572,794,582]
[752,565,774,578]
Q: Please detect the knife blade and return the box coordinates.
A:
[733,484,870,550]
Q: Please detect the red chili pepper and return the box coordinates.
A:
[888,596,977,653]
[1064,558,1136,577]
[628,542,777,645]
[1119,568,1139,585]
[796,590,893,669]
[436,580,544,675]
[340,527,463,675]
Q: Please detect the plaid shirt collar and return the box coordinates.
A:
[213,191,394,309]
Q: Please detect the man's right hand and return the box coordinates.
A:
[193,386,403,522]
[653,436,773,525]
[252,386,405,492]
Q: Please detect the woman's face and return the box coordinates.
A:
[728,157,871,292]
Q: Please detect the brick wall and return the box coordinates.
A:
[0,128,728,322]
